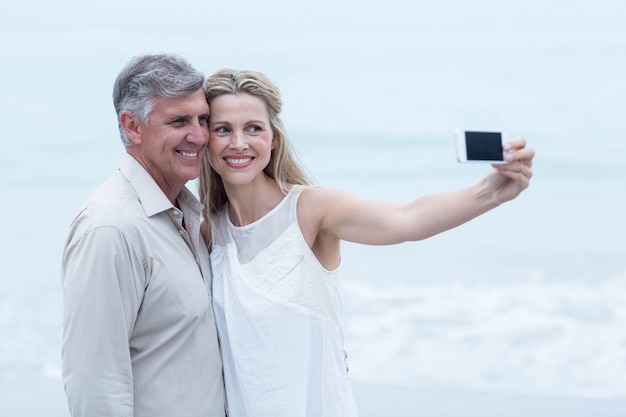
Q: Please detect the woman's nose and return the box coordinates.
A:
[229,131,248,150]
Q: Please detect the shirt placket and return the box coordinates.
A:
[168,208,202,269]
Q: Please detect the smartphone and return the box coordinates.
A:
[455,129,507,164]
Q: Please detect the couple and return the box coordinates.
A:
[61,54,535,417]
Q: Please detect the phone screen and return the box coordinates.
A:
[465,131,504,161]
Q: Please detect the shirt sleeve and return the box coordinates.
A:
[62,224,146,417]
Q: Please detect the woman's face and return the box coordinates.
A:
[207,93,275,188]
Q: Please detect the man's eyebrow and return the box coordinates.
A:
[164,113,209,122]
[164,114,189,122]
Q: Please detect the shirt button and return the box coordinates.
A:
[179,229,185,236]
[172,210,181,216]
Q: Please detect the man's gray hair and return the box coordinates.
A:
[113,54,205,146]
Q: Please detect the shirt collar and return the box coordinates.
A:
[119,154,202,218]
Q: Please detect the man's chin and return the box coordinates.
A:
[181,167,202,182]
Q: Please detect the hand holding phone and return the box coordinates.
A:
[455,129,507,164]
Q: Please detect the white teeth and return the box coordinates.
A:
[226,158,252,164]
[179,151,198,158]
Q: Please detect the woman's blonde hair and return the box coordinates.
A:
[199,69,312,222]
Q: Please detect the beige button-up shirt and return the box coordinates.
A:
[62,154,224,417]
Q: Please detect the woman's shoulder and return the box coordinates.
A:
[292,184,327,204]
[295,185,356,221]
[296,185,353,202]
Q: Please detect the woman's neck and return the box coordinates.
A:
[224,175,287,227]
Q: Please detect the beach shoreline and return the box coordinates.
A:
[353,383,626,417]
[2,377,625,417]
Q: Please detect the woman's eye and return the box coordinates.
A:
[215,126,229,134]
[248,125,261,133]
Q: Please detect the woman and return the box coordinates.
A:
[199,69,534,417]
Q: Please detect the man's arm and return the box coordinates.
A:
[62,225,144,416]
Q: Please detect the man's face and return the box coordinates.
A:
[128,88,210,200]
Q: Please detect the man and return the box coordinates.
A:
[62,54,225,417]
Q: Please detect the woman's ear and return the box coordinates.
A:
[120,110,143,145]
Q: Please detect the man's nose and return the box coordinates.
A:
[187,119,209,145]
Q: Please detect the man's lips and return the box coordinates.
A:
[176,150,200,158]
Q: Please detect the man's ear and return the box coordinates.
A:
[120,110,143,145]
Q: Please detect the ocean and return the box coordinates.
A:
[1,0,625,415]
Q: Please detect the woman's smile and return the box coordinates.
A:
[224,156,254,168]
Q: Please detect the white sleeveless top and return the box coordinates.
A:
[211,186,359,417]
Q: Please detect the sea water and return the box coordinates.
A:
[295,132,626,400]
[1,0,625,411]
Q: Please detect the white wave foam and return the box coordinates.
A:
[344,271,626,400]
